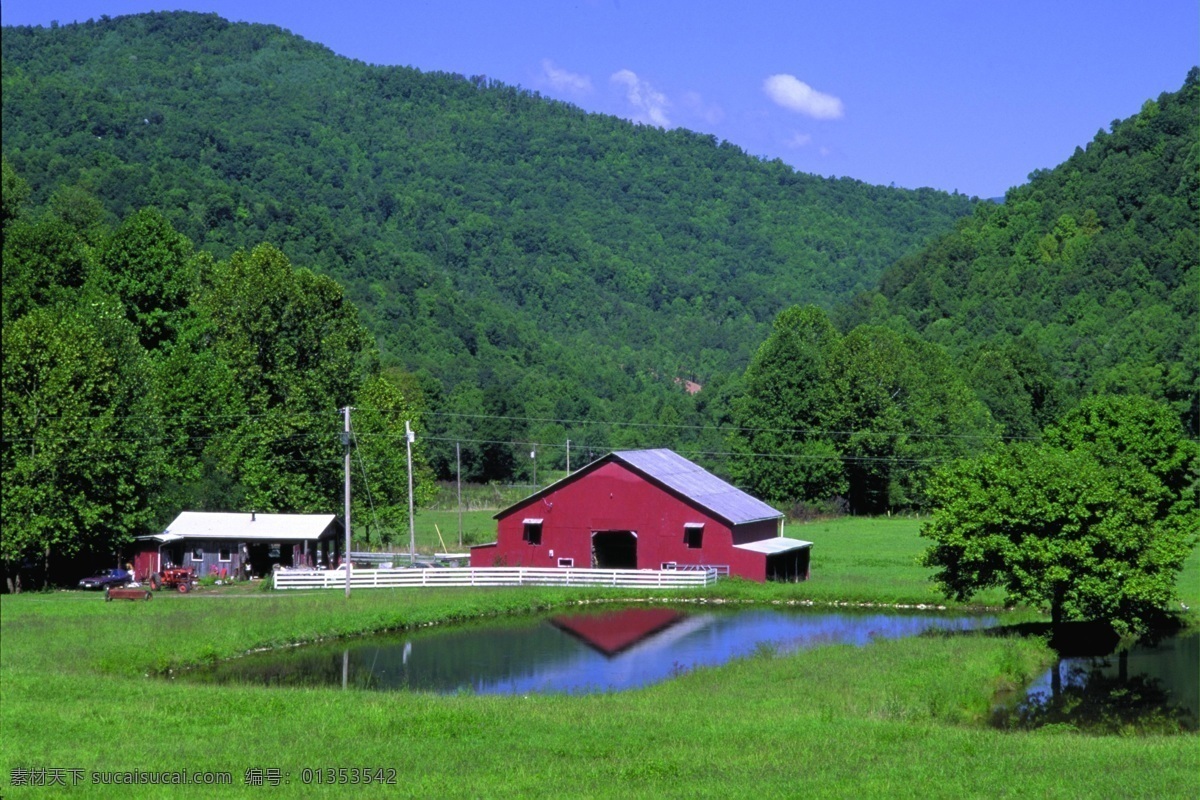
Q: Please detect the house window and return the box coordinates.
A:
[523,519,543,546]
[190,547,204,562]
[218,547,232,563]
[558,558,574,568]
[684,523,704,549]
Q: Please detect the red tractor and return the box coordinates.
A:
[149,566,195,593]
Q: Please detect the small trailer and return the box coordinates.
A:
[105,587,153,601]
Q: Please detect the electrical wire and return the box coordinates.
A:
[350,427,390,541]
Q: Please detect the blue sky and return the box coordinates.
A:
[3,1,1196,199]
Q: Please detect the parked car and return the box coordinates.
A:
[78,568,131,590]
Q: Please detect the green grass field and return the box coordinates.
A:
[2,517,1196,798]
[410,508,500,551]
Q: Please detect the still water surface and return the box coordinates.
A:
[992,630,1198,733]
[191,606,995,694]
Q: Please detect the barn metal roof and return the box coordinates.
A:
[612,449,783,525]
[733,537,813,555]
[138,512,340,542]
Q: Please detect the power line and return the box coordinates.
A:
[351,427,385,538]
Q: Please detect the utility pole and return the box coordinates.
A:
[566,439,571,475]
[530,446,537,488]
[406,421,416,565]
[342,406,352,598]
[456,441,463,548]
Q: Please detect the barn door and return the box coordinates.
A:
[591,531,637,569]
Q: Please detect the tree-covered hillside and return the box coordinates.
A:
[855,69,1198,436]
[3,14,1196,593]
[1,181,436,589]
[1,11,975,480]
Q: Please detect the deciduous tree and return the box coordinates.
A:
[195,243,375,512]
[920,396,1198,636]
[95,208,201,351]
[728,305,845,505]
[2,303,159,590]
[350,374,435,546]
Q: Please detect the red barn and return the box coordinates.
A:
[470,449,811,582]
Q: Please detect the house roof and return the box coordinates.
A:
[611,449,783,525]
[733,537,812,555]
[137,512,340,542]
[498,448,783,527]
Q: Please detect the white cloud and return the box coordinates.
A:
[786,132,813,148]
[542,59,592,94]
[611,69,671,127]
[763,74,844,120]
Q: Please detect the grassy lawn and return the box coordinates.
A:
[411,508,499,551]
[784,515,1011,607]
[2,518,1196,798]
[354,508,497,554]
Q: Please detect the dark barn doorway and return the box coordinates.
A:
[591,531,637,569]
[765,547,811,582]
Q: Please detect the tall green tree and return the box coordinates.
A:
[920,396,1198,636]
[95,208,201,351]
[350,374,435,547]
[1,155,30,231]
[149,324,248,519]
[968,339,1066,439]
[728,305,845,505]
[1,302,160,590]
[1,218,91,323]
[194,243,376,512]
[823,326,995,513]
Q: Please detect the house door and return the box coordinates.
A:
[246,543,273,577]
[591,531,637,569]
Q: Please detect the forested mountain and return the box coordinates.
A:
[1,11,975,479]
[3,13,1196,589]
[853,69,1199,437]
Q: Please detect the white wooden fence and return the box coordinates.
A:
[273,566,720,590]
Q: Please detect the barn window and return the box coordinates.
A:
[190,547,203,562]
[523,518,543,546]
[558,558,574,568]
[218,547,232,563]
[684,523,704,549]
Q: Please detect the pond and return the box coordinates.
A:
[991,630,1198,734]
[186,605,996,694]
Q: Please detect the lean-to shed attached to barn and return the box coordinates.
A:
[470,449,811,582]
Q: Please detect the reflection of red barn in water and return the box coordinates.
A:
[470,449,811,582]
[552,608,687,655]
